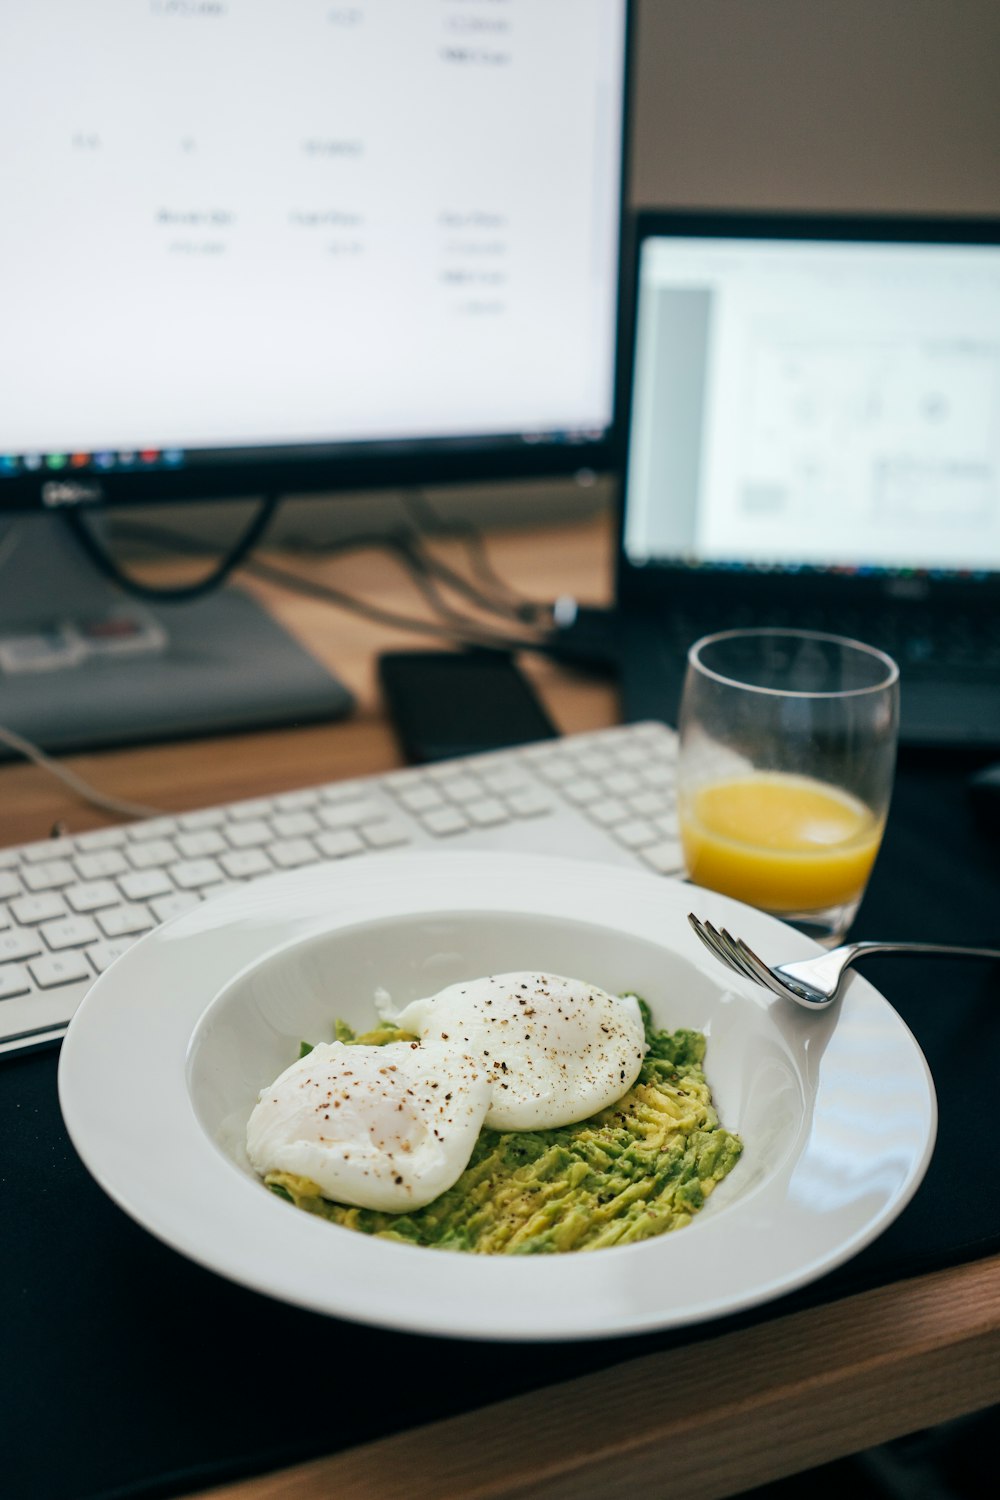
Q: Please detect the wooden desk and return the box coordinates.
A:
[2,515,998,1500]
[0,516,617,849]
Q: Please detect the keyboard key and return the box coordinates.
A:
[480,766,530,795]
[271,811,321,839]
[87,938,141,974]
[175,830,228,859]
[149,891,202,923]
[199,883,242,903]
[629,790,673,818]
[612,819,661,850]
[65,880,121,913]
[75,849,129,881]
[225,819,273,849]
[315,829,366,859]
[21,838,76,863]
[274,789,321,813]
[562,778,602,805]
[118,869,175,901]
[615,744,650,769]
[270,839,320,869]
[220,848,274,879]
[438,776,483,804]
[505,789,551,818]
[532,754,578,783]
[603,770,643,797]
[75,826,128,851]
[320,783,369,803]
[168,858,225,890]
[645,742,677,767]
[643,764,676,788]
[29,951,93,989]
[0,963,31,1000]
[466,799,508,828]
[318,798,385,829]
[588,798,629,827]
[227,798,275,822]
[0,929,44,963]
[178,807,228,831]
[392,783,444,814]
[422,806,469,836]
[40,915,101,951]
[97,904,153,939]
[381,769,425,792]
[0,905,10,931]
[127,817,179,842]
[427,761,468,781]
[21,860,76,892]
[640,839,685,875]
[362,821,412,849]
[575,751,614,776]
[10,892,68,926]
[127,839,178,870]
[0,872,22,901]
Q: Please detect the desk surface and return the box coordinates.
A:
[2,514,998,1500]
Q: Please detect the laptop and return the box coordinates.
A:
[613,210,1000,749]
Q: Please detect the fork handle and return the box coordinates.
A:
[841,940,1000,965]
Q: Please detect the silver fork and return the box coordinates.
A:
[688,913,1000,1010]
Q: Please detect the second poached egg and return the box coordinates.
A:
[392,972,647,1130]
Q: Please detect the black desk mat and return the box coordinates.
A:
[3,761,998,1500]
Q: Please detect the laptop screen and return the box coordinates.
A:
[622,223,1000,583]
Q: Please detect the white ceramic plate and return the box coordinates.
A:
[58,851,936,1342]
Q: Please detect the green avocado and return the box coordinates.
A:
[266,999,742,1255]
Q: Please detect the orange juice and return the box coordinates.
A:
[679,772,883,912]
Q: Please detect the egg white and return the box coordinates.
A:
[393,972,647,1130]
[246,1040,492,1212]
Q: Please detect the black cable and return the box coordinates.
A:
[400,490,549,623]
[106,514,613,668]
[245,553,545,654]
[399,531,548,625]
[62,494,281,603]
[284,498,550,624]
[108,516,547,652]
[247,553,618,672]
[112,515,506,625]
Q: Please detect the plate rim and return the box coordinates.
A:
[57,850,938,1342]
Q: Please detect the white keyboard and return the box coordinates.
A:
[0,721,681,1056]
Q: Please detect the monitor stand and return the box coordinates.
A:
[0,513,354,759]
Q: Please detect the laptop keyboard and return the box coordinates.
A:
[0,721,682,1057]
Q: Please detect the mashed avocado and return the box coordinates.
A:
[266,999,741,1254]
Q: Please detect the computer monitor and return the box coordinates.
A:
[0,0,632,755]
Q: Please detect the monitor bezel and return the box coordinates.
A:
[615,207,1000,613]
[1,0,636,515]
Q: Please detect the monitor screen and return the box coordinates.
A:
[0,0,630,511]
[623,225,1000,580]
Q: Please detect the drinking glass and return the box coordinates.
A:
[677,629,899,946]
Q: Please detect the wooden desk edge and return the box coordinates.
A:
[197,1252,1000,1500]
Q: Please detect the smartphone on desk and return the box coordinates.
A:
[378,649,559,764]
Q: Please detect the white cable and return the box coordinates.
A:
[0,722,162,822]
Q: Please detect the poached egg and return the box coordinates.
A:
[246,1039,492,1212]
[392,971,647,1130]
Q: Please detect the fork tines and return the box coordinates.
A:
[687,913,776,994]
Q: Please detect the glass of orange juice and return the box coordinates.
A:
[677,629,899,946]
